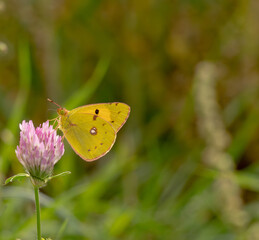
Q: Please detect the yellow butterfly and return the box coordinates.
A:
[48,99,130,161]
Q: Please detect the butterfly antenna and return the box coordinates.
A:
[47,98,62,108]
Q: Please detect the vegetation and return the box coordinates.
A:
[0,0,259,239]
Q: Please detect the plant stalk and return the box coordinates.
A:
[34,186,41,240]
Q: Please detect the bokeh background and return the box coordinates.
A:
[1,0,259,239]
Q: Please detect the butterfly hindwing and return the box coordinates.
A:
[60,112,116,161]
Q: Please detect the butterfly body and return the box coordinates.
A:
[56,102,130,161]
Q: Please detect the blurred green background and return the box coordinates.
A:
[1,0,259,239]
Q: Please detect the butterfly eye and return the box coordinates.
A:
[57,108,66,115]
[95,109,99,114]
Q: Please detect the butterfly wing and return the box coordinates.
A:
[69,102,130,133]
[61,112,116,161]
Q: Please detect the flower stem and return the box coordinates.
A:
[34,186,41,240]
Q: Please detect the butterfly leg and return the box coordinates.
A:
[48,117,58,122]
[48,117,59,129]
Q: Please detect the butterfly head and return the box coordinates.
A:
[57,108,68,116]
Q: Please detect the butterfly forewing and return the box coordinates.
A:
[61,112,116,161]
[70,102,130,133]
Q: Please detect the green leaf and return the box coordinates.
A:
[235,171,259,192]
[4,173,30,185]
[64,55,111,110]
[46,171,71,182]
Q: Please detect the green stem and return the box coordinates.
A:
[34,186,41,240]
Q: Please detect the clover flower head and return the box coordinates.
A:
[15,120,64,186]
